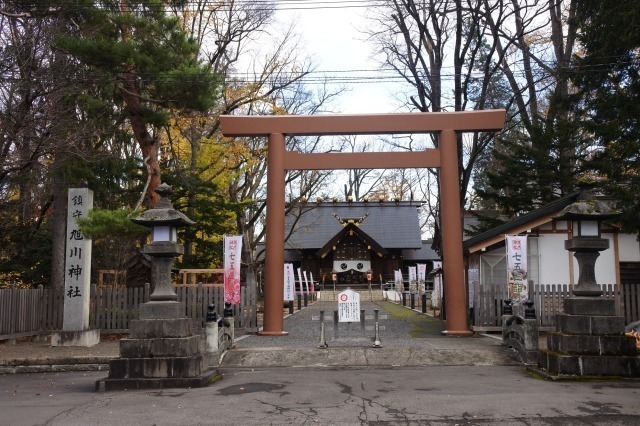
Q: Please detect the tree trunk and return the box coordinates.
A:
[118,70,161,207]
[50,158,67,294]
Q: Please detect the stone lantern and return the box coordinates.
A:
[533,191,639,379]
[553,191,621,297]
[130,183,195,303]
[96,183,216,391]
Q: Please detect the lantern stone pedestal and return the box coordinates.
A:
[532,297,639,379]
[96,184,217,391]
[96,301,216,392]
[529,193,639,379]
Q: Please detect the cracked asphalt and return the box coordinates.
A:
[2,366,640,425]
[1,301,639,424]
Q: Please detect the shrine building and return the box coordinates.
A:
[264,199,439,288]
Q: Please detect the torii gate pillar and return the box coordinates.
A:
[221,110,506,336]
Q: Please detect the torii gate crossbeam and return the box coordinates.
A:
[220,110,506,336]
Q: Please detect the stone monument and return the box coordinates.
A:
[96,184,217,391]
[51,187,100,347]
[533,192,639,378]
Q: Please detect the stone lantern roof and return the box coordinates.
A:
[553,191,621,222]
[131,183,195,228]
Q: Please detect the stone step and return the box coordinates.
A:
[547,332,638,356]
[538,350,640,377]
[108,355,205,379]
[119,335,201,358]
[556,313,626,335]
[317,290,386,302]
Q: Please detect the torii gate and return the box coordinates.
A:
[220,110,506,335]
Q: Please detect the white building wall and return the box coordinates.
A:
[538,234,572,284]
[618,233,640,262]
[538,233,618,285]
[476,230,639,287]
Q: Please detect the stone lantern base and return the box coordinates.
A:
[96,301,217,391]
[529,297,640,379]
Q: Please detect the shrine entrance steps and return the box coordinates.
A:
[316,290,386,302]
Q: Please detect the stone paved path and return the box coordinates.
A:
[224,300,519,367]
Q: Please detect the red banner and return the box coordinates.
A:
[224,235,242,304]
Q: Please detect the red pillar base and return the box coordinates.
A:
[441,330,474,336]
[257,331,289,336]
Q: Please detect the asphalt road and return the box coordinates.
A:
[2,365,640,425]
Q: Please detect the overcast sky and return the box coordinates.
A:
[273,3,402,114]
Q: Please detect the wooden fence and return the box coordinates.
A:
[0,286,49,341]
[1,283,257,342]
[472,283,640,331]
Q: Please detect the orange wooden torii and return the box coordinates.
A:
[220,110,506,336]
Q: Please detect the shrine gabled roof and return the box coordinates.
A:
[315,222,388,258]
[284,201,423,250]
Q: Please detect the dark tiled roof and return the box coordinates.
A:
[285,201,423,249]
[463,192,580,250]
[402,240,440,261]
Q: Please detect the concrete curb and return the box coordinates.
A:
[0,356,112,374]
[222,346,519,368]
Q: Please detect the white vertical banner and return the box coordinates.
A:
[394,270,403,293]
[408,266,417,293]
[417,264,427,295]
[284,263,295,301]
[303,270,310,294]
[297,268,305,295]
[310,272,315,294]
[506,235,528,303]
[431,261,443,309]
[224,235,243,304]
[63,188,93,331]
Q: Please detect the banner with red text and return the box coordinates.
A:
[506,235,528,303]
[223,235,242,304]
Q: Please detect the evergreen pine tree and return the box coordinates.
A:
[572,0,640,233]
[55,1,220,207]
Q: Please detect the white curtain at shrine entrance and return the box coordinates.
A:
[333,260,371,272]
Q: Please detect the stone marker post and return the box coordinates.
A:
[51,188,100,347]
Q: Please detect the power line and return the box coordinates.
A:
[2,0,389,13]
[1,58,636,84]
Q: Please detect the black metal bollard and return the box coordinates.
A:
[503,299,513,315]
[402,292,407,306]
[223,301,233,318]
[297,294,302,311]
[206,304,217,323]
[209,303,230,327]
[304,293,308,308]
[410,293,415,310]
[421,294,427,314]
[524,300,536,319]
[288,300,294,315]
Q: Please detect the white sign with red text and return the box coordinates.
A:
[338,289,360,322]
